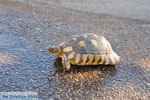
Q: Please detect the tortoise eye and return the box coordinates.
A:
[49,48,54,52]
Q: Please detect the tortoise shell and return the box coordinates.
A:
[60,33,120,65]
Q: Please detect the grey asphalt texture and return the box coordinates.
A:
[0,0,150,100]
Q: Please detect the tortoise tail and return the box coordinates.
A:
[103,51,120,65]
[108,51,120,65]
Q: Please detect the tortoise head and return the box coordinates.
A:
[49,46,63,57]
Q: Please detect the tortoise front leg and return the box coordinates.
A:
[62,55,71,71]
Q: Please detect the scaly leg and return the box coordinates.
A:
[62,55,71,71]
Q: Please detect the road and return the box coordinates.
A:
[0,0,150,100]
[9,0,150,20]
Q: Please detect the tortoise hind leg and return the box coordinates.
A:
[62,55,71,71]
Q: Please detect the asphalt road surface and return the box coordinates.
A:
[0,0,150,100]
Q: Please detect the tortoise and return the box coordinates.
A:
[49,33,120,71]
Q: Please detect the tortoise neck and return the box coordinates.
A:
[55,46,64,57]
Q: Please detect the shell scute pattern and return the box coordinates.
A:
[61,33,120,65]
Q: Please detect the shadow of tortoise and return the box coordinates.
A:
[53,57,117,84]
